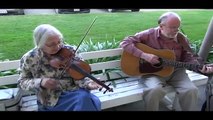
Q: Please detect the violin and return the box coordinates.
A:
[49,17,113,94]
[49,47,113,94]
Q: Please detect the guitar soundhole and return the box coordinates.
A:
[139,59,163,73]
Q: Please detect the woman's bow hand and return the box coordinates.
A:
[40,78,60,90]
[87,79,102,90]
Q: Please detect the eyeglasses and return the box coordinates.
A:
[45,41,62,48]
[163,25,180,31]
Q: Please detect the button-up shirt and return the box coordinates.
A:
[120,27,198,63]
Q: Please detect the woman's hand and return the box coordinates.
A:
[87,81,101,90]
[40,78,60,90]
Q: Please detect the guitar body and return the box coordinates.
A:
[121,43,176,77]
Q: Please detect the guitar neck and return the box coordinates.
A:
[162,58,203,71]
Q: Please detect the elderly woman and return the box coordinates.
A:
[18,24,101,111]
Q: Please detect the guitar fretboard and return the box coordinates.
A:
[162,58,203,71]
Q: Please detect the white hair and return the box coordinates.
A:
[158,12,181,25]
[33,24,63,48]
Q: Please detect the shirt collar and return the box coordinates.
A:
[156,27,161,38]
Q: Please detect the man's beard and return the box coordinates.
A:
[161,31,178,39]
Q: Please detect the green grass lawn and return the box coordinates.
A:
[0,9,213,61]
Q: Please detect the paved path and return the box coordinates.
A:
[23,9,205,15]
[24,9,57,15]
[23,9,108,15]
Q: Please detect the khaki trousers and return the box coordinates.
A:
[141,68,199,111]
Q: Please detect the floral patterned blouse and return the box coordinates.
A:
[17,44,92,107]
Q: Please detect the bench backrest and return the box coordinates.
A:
[0,60,20,86]
[0,47,208,88]
[1,48,208,111]
[0,48,125,87]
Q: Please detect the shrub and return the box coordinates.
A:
[77,39,126,87]
[77,38,120,64]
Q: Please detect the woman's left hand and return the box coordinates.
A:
[87,81,101,90]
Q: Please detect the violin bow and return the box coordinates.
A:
[60,16,97,77]
[60,16,113,93]
[74,16,113,93]
[74,16,98,54]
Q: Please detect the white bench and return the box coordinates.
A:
[0,48,208,111]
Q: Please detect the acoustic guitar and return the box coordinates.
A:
[121,43,203,77]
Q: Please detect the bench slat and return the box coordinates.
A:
[0,60,20,71]
[80,48,122,60]
[20,104,38,111]
[21,95,37,103]
[90,60,120,71]
[92,72,128,81]
[100,88,144,109]
[0,48,209,111]
[0,74,19,86]
[94,83,144,98]
[91,77,141,94]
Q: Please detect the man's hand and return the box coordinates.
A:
[141,52,160,65]
[199,65,213,74]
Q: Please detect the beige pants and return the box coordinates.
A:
[142,68,199,111]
